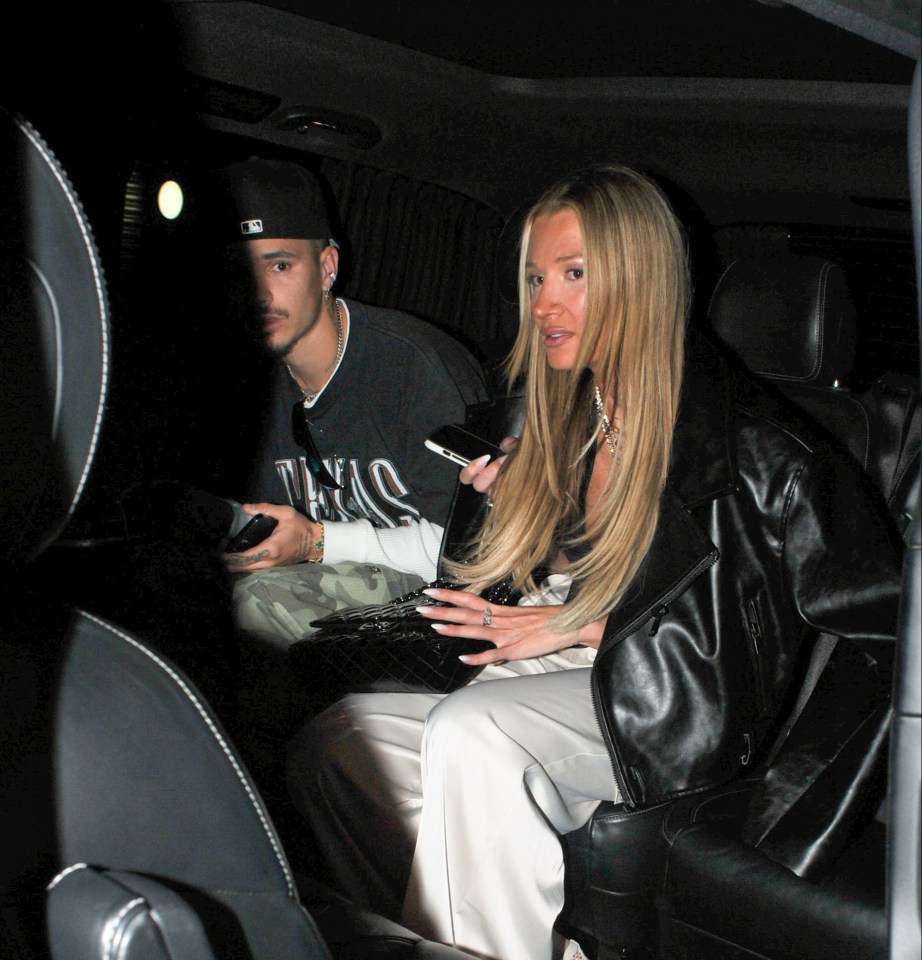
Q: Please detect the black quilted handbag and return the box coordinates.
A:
[289,578,515,695]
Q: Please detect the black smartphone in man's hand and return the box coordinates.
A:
[224,513,278,552]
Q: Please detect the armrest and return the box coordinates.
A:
[663,819,885,960]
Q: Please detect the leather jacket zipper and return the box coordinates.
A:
[591,546,720,808]
[649,604,669,636]
[745,598,770,716]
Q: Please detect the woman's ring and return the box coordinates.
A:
[482,607,492,626]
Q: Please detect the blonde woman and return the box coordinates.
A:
[287,166,900,960]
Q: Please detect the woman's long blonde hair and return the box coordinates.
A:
[447,165,689,630]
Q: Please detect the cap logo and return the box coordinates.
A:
[240,219,264,235]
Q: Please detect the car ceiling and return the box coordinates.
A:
[255,0,917,81]
[166,0,919,232]
[3,1,917,243]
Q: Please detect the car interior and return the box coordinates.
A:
[1,2,919,959]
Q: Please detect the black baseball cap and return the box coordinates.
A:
[217,158,336,245]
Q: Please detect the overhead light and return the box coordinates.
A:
[157,180,184,221]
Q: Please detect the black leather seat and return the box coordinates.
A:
[0,107,111,960]
[708,254,919,533]
[47,609,478,960]
[556,255,918,960]
[0,111,480,960]
[652,259,920,960]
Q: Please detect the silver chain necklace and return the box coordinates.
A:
[593,384,620,456]
[296,298,344,405]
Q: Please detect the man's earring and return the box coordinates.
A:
[330,272,337,283]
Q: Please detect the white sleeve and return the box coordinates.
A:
[320,518,443,582]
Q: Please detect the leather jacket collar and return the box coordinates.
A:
[599,334,733,648]
[668,332,739,509]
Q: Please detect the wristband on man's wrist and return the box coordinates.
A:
[307,521,325,563]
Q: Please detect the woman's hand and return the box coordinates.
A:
[223,502,321,570]
[417,587,604,665]
[459,436,517,496]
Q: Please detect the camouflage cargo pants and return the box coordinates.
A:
[231,561,426,648]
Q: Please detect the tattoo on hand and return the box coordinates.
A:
[226,549,270,567]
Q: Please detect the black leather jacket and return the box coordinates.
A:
[591,336,903,809]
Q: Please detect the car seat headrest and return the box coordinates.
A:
[707,255,856,387]
[0,112,109,565]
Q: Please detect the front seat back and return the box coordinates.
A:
[0,110,330,960]
[0,108,110,958]
[48,612,332,959]
[0,111,482,960]
[0,109,109,564]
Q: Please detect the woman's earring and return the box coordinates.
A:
[330,272,337,283]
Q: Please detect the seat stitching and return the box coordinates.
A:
[79,611,297,900]
[103,896,148,960]
[21,121,110,520]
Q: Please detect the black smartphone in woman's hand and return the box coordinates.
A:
[425,425,505,466]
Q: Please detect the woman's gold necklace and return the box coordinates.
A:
[593,385,620,456]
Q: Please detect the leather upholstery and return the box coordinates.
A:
[47,864,476,960]
[708,255,855,386]
[0,111,111,958]
[662,820,886,960]
[55,613,301,899]
[49,612,335,959]
[47,603,484,960]
[0,112,109,566]
[48,866,236,960]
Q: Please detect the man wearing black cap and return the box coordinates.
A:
[216,158,487,645]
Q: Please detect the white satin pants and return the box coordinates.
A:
[286,653,620,960]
